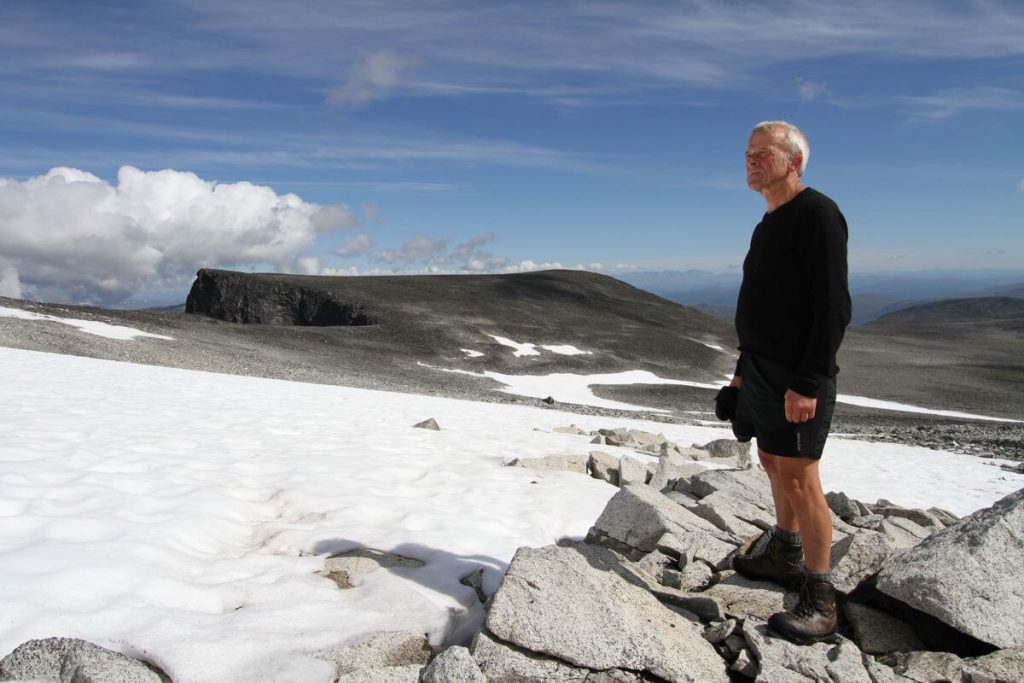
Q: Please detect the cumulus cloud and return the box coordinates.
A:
[0,166,356,304]
[328,49,420,108]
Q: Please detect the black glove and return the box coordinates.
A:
[714,385,739,421]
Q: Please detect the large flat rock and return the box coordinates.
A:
[875,488,1024,648]
[485,544,728,682]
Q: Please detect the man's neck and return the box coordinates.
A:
[762,179,805,213]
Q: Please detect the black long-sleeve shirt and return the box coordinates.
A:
[734,187,851,397]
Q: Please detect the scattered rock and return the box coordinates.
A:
[598,428,665,449]
[587,451,620,485]
[696,439,752,462]
[586,483,735,563]
[875,488,1024,649]
[470,630,589,681]
[554,424,592,436]
[617,456,650,486]
[687,467,776,512]
[542,396,555,405]
[0,638,167,683]
[648,451,708,492]
[421,646,486,683]
[703,571,791,621]
[413,417,441,430]
[504,454,588,473]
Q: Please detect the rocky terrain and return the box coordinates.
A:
[3,428,1021,682]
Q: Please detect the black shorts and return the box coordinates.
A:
[732,354,837,459]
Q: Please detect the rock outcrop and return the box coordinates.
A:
[186,268,377,326]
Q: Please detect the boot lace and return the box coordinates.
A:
[790,576,816,617]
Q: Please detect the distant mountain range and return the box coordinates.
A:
[619,269,1024,326]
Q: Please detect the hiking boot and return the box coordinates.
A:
[768,576,838,644]
[732,528,804,585]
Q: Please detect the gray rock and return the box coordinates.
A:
[697,439,752,461]
[662,560,714,592]
[505,454,588,473]
[960,646,1024,683]
[316,631,432,676]
[414,417,441,430]
[460,567,488,604]
[883,516,937,542]
[842,601,925,655]
[829,529,897,594]
[875,488,1024,648]
[862,655,918,683]
[0,638,165,683]
[599,428,665,449]
[485,544,728,682]
[703,618,739,645]
[927,507,960,528]
[591,435,606,445]
[586,484,736,564]
[851,513,885,531]
[690,490,774,539]
[885,650,964,683]
[617,456,650,486]
[470,630,588,682]
[826,490,864,522]
[335,665,423,682]
[555,425,592,436]
[878,519,928,549]
[688,468,776,512]
[742,617,872,683]
[421,646,486,683]
[703,571,791,621]
[588,451,620,485]
[648,451,707,492]
[870,505,944,532]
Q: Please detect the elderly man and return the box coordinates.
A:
[716,120,851,644]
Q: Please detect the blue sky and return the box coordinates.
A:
[0,0,1022,305]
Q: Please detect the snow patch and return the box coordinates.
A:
[0,306,173,341]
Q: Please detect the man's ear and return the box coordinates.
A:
[790,153,803,176]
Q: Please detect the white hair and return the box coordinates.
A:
[752,120,810,176]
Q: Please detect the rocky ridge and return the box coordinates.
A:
[4,427,1021,683]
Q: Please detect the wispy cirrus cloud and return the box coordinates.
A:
[900,86,1024,120]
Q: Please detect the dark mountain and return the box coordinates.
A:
[869,297,1024,326]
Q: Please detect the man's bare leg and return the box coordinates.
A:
[767,453,831,573]
[758,448,797,531]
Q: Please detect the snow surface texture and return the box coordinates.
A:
[1,346,1022,682]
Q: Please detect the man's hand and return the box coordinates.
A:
[784,389,816,423]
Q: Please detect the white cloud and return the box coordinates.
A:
[901,86,1024,120]
[797,78,829,102]
[337,233,373,258]
[327,49,420,108]
[0,166,357,304]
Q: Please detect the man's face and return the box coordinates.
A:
[745,130,798,193]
